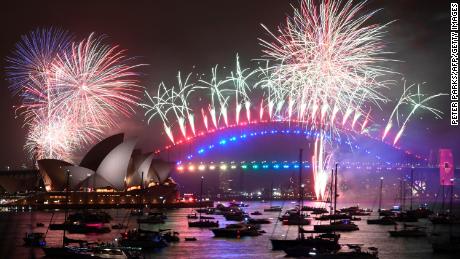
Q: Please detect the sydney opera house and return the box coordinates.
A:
[0,133,180,208]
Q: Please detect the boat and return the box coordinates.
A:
[301,206,317,211]
[403,207,433,219]
[379,209,396,217]
[229,202,249,207]
[314,220,359,232]
[42,171,98,258]
[264,206,282,212]
[282,212,311,225]
[311,207,329,215]
[187,213,198,219]
[42,246,94,258]
[200,215,215,220]
[188,220,219,228]
[119,229,168,249]
[395,211,418,222]
[67,211,112,223]
[367,216,396,225]
[339,206,371,216]
[211,223,262,238]
[250,211,262,216]
[283,244,378,258]
[397,169,432,221]
[223,210,248,221]
[264,181,281,212]
[247,218,271,224]
[161,230,180,243]
[196,207,216,214]
[367,177,396,225]
[389,225,426,237]
[112,223,127,229]
[279,209,309,220]
[271,233,340,251]
[23,232,46,247]
[43,174,127,258]
[271,150,341,252]
[431,179,460,254]
[431,178,455,225]
[315,213,351,221]
[314,166,359,232]
[429,213,460,224]
[91,247,128,259]
[188,176,220,228]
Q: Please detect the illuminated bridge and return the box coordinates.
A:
[148,122,450,202]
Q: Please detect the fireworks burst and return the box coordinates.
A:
[6,30,143,161]
[6,28,73,95]
[259,0,394,136]
[141,0,445,200]
[52,33,143,128]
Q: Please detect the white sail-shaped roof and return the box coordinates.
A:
[96,138,137,190]
[151,159,174,184]
[137,153,156,185]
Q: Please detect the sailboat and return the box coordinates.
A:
[314,164,359,232]
[264,180,282,212]
[271,149,340,252]
[367,177,396,225]
[42,170,95,257]
[430,177,460,225]
[136,171,166,225]
[49,171,112,234]
[188,176,219,227]
[432,178,460,253]
[396,169,432,222]
[120,171,170,250]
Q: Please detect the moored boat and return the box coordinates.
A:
[119,229,168,249]
[367,216,396,225]
[211,223,261,238]
[264,206,282,212]
[23,232,46,247]
[389,225,426,237]
[314,219,359,232]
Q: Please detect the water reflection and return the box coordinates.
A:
[0,201,457,259]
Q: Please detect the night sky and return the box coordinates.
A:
[0,0,456,167]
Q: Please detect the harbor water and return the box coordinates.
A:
[0,201,457,259]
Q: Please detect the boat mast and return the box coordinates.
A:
[136,171,144,230]
[334,163,338,220]
[63,169,70,247]
[298,148,303,240]
[199,176,204,221]
[378,177,384,218]
[140,171,144,213]
[270,180,274,208]
[402,179,406,211]
[441,184,445,212]
[410,169,414,211]
[330,169,334,224]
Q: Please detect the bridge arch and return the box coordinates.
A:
[154,120,427,164]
